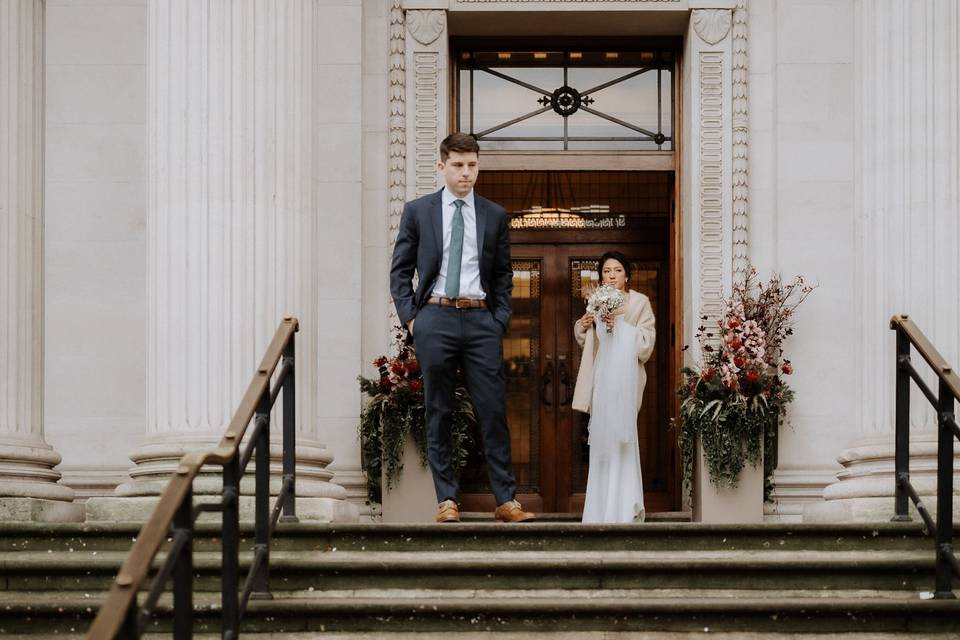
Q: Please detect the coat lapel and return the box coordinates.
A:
[474,196,488,258]
[429,190,443,260]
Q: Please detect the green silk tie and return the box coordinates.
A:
[445,199,466,299]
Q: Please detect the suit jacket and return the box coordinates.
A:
[571,290,656,414]
[390,189,513,332]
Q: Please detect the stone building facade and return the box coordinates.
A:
[1,0,957,522]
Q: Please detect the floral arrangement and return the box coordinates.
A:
[674,267,814,493]
[357,328,476,505]
[586,284,626,333]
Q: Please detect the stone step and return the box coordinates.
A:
[0,549,938,593]
[1,592,958,635]
[4,634,960,640]
[0,521,943,553]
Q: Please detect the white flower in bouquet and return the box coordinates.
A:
[586,284,626,333]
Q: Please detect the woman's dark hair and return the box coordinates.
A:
[598,251,631,281]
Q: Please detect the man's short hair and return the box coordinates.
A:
[440,132,480,161]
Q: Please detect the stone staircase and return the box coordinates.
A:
[0,521,958,638]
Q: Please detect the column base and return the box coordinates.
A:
[96,433,358,523]
[114,433,349,500]
[85,494,358,523]
[0,497,84,522]
[0,438,76,502]
[803,431,960,523]
[764,466,840,523]
[804,494,960,523]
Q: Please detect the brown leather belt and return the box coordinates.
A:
[427,296,486,309]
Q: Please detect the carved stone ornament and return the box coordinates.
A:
[693,9,732,45]
[407,10,445,46]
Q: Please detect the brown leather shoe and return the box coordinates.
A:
[436,499,460,523]
[494,499,535,523]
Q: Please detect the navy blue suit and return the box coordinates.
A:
[389,189,517,504]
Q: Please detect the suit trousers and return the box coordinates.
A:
[412,303,517,505]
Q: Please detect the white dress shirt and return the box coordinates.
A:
[432,187,486,300]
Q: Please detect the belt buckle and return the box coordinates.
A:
[454,298,468,309]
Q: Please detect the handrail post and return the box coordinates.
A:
[173,485,194,638]
[222,456,241,639]
[281,332,298,523]
[252,390,272,599]
[892,328,912,522]
[934,379,956,599]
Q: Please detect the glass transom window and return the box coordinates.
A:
[457,48,674,152]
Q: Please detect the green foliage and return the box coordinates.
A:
[673,267,811,495]
[357,338,476,505]
[673,366,793,491]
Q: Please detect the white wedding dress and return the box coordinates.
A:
[581,315,646,524]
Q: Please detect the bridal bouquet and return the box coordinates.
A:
[586,284,626,333]
[674,267,814,493]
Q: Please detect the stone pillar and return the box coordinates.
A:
[87,0,357,522]
[683,4,763,522]
[684,5,735,359]
[0,0,82,522]
[404,8,448,201]
[806,0,960,522]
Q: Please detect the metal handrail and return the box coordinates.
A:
[86,317,300,639]
[890,314,959,599]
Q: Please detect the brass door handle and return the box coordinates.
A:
[557,354,571,407]
[541,354,554,408]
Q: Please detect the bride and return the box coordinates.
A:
[572,251,656,524]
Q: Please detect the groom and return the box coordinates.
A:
[390,132,534,524]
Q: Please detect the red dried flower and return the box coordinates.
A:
[729,338,743,350]
[701,367,715,382]
[745,370,760,383]
[733,355,746,368]
[781,362,793,375]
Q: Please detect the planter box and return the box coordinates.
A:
[693,442,764,523]
[380,432,437,523]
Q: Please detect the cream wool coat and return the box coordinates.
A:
[571,290,656,414]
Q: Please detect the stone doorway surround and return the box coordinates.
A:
[389,0,751,516]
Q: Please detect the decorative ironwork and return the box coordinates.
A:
[459,49,674,151]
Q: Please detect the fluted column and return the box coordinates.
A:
[808,0,959,521]
[94,0,355,521]
[0,0,80,521]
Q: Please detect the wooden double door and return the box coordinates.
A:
[459,243,676,514]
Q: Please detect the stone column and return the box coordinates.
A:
[87,0,357,522]
[0,0,82,522]
[807,0,960,522]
